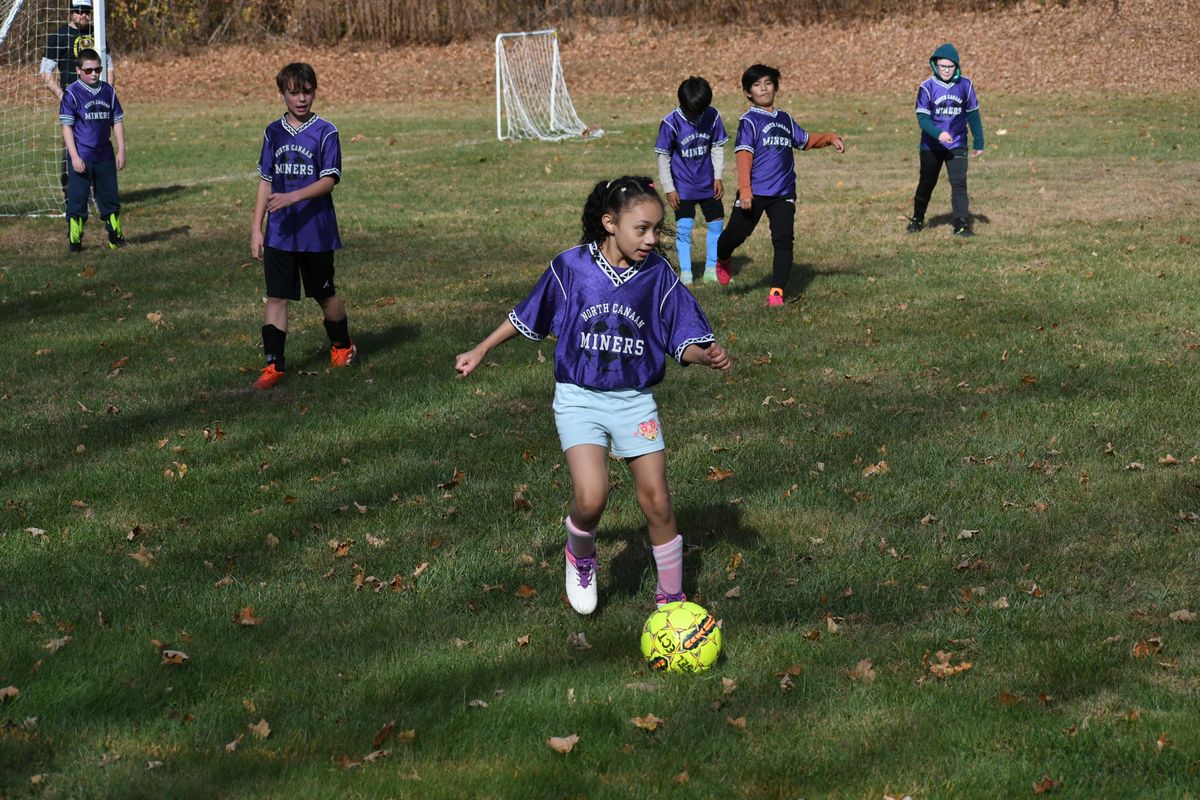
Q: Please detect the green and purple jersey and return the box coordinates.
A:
[915,76,979,150]
[733,107,810,198]
[509,243,716,391]
[256,114,342,252]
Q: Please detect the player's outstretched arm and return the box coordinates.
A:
[455,319,520,376]
[682,342,730,371]
[804,133,845,153]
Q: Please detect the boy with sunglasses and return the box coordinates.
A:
[60,48,125,252]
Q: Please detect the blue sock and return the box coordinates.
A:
[675,217,694,281]
[705,218,724,267]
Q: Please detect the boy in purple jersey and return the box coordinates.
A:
[714,64,844,307]
[59,48,125,252]
[456,176,730,614]
[250,62,356,390]
[655,76,727,285]
[907,43,985,237]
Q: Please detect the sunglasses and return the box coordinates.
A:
[79,66,101,75]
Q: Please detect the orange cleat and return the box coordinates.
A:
[254,363,285,390]
[330,341,357,368]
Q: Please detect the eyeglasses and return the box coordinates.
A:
[71,8,92,14]
[935,62,956,70]
[79,67,101,75]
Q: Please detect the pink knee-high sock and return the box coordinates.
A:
[652,535,684,595]
[565,516,596,559]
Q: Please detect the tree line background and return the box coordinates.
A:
[106,0,1081,49]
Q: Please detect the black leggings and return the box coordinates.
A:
[717,194,796,291]
[913,147,969,221]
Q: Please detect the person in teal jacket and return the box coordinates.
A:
[907,43,984,237]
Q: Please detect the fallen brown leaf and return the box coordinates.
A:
[849,658,876,683]
[248,719,271,739]
[707,466,734,481]
[631,713,664,732]
[547,734,579,753]
[372,721,395,749]
[161,649,189,665]
[233,606,263,626]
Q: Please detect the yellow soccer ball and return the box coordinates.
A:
[640,601,722,674]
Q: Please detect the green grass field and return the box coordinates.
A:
[2,89,1199,798]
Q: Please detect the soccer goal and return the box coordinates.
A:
[0,0,108,215]
[494,29,589,142]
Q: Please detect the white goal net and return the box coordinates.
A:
[0,0,106,215]
[495,29,588,142]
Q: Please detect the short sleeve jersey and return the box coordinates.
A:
[654,107,729,201]
[733,107,810,198]
[43,25,96,90]
[59,80,123,162]
[508,243,716,391]
[915,76,979,150]
[256,114,342,253]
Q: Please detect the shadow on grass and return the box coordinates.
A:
[122,184,190,205]
[126,225,191,245]
[925,211,992,230]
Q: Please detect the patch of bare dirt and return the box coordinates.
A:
[120,0,1197,105]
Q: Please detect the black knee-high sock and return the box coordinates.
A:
[323,317,350,349]
[262,324,286,371]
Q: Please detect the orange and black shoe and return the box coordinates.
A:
[330,341,357,368]
[254,363,285,390]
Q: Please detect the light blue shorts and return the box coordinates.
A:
[553,382,665,458]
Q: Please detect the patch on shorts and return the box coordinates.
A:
[637,420,660,441]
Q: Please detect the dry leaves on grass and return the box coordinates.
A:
[1033,775,1062,794]
[848,658,876,683]
[707,466,734,481]
[631,713,664,732]
[928,650,973,679]
[161,649,189,665]
[0,686,19,703]
[43,636,71,653]
[248,719,271,739]
[233,606,263,626]
[547,734,579,753]
[726,716,747,731]
[1169,609,1195,623]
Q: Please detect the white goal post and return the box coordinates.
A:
[0,0,108,215]
[494,29,589,142]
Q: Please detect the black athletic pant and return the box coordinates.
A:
[717,194,796,291]
[913,147,969,222]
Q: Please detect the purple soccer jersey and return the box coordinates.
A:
[59,79,123,162]
[654,107,729,201]
[508,243,717,391]
[734,107,810,198]
[915,76,979,150]
[256,114,342,252]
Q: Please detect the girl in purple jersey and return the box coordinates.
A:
[456,177,731,614]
